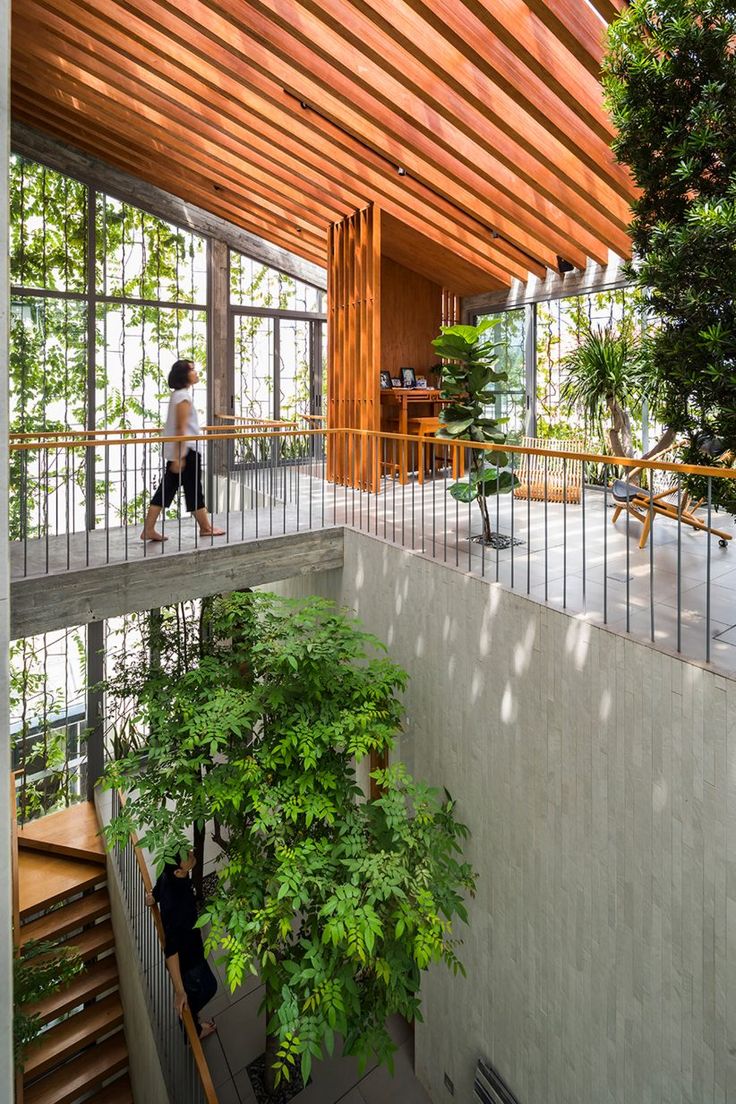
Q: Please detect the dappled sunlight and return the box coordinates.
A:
[513,619,537,676]
[565,617,591,669]
[501,681,517,724]
[653,777,668,813]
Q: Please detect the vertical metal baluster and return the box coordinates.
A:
[432,442,437,558]
[480,448,486,579]
[648,473,655,642]
[544,454,549,602]
[603,466,608,625]
[392,439,396,542]
[495,448,500,582]
[401,447,406,547]
[526,455,531,595]
[563,457,567,608]
[706,478,712,662]
[269,434,275,537]
[226,439,231,543]
[359,435,364,531]
[581,466,587,613]
[344,433,348,526]
[508,451,515,590]
[44,447,50,575]
[383,439,387,538]
[411,436,416,551]
[65,447,73,571]
[282,437,287,535]
[467,444,472,572]
[676,474,682,653]
[105,443,110,564]
[625,475,631,634]
[123,441,129,561]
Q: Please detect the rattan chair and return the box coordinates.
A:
[513,436,586,504]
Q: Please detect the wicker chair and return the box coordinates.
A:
[513,436,586,504]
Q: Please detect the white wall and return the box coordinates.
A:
[269,528,736,1104]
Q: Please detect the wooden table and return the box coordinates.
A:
[380,388,445,483]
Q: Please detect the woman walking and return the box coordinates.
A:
[141,359,224,542]
[147,850,218,1038]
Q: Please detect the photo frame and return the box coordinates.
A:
[379,369,393,389]
[400,366,416,389]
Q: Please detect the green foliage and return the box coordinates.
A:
[104,593,477,1088]
[433,320,518,542]
[560,325,655,459]
[603,0,736,500]
[14,939,83,1068]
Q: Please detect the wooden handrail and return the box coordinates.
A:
[117,793,219,1104]
[8,427,736,481]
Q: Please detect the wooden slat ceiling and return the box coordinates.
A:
[10,0,634,291]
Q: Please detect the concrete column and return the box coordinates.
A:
[0,0,14,1094]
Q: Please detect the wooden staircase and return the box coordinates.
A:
[16,802,134,1104]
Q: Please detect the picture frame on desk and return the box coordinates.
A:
[400,366,416,388]
[391,377,402,388]
[379,369,393,389]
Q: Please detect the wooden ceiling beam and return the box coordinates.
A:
[23,0,530,282]
[332,0,624,193]
[289,0,632,245]
[13,27,350,230]
[49,0,560,273]
[144,0,600,266]
[11,88,329,264]
[213,0,629,256]
[586,0,626,25]
[23,0,368,217]
[521,0,607,78]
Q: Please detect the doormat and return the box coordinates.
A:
[470,532,524,550]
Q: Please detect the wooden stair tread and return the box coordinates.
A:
[18,801,105,863]
[21,888,111,947]
[24,1033,128,1104]
[19,851,106,920]
[83,1072,134,1104]
[64,919,115,963]
[24,993,124,1081]
[25,957,119,1026]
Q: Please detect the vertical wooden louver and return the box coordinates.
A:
[327,204,381,489]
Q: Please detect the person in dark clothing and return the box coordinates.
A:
[147,850,218,1038]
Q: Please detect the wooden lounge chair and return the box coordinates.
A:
[611,449,732,549]
[513,436,586,504]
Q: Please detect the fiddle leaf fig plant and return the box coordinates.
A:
[433,320,518,544]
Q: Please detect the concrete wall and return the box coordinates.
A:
[269,529,736,1104]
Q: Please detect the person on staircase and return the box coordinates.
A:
[141,358,225,542]
[146,850,218,1039]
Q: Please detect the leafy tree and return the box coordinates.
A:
[604,0,736,504]
[433,320,518,544]
[14,939,83,1068]
[104,592,477,1095]
[560,325,652,458]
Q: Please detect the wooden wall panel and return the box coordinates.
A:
[380,257,442,380]
[327,205,381,488]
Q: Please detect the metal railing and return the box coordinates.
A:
[110,789,218,1104]
[8,426,736,671]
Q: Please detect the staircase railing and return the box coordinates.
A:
[110,789,218,1104]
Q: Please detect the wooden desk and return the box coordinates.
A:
[380,388,445,483]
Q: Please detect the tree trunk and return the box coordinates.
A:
[263,979,280,1098]
[192,819,206,902]
[607,397,634,459]
[471,453,493,543]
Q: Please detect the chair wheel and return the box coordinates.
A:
[719,538,728,548]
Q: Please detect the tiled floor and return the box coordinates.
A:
[197,940,430,1104]
[12,470,736,673]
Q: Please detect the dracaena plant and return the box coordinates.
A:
[433,320,518,544]
[103,592,477,1097]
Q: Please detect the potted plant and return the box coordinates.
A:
[433,320,518,544]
